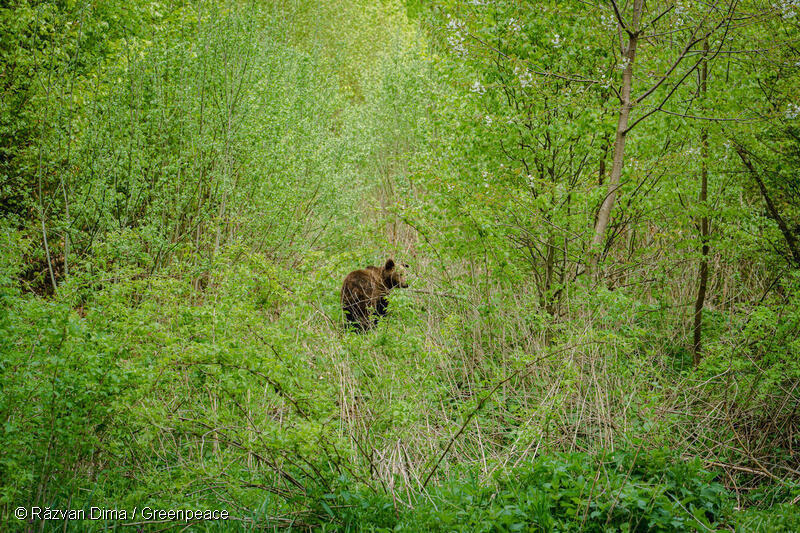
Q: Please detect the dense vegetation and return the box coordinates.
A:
[1,0,799,530]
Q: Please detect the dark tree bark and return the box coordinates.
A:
[693,39,710,367]
[736,147,800,267]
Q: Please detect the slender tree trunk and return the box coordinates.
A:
[544,229,555,309]
[598,141,608,186]
[590,0,643,273]
[736,148,800,267]
[59,11,84,280]
[693,39,710,366]
[37,76,56,292]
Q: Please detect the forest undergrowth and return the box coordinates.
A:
[1,0,799,531]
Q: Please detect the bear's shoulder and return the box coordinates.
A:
[343,266,380,286]
[364,265,383,277]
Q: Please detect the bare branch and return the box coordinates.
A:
[465,30,601,84]
[625,3,737,133]
[640,4,675,33]
[609,0,630,34]
[649,108,762,122]
[735,146,800,266]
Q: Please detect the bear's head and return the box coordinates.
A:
[382,258,409,289]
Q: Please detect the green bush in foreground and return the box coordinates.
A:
[320,450,799,532]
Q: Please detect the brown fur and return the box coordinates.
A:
[341,258,408,331]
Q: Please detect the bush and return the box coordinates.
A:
[321,450,740,532]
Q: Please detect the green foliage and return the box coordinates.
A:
[0,231,131,507]
[320,450,799,532]
[1,0,799,530]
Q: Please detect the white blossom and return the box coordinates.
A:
[786,103,800,119]
[470,80,486,94]
[515,65,533,88]
[446,14,465,31]
[551,33,562,48]
[446,15,468,56]
[775,0,800,18]
[508,18,523,33]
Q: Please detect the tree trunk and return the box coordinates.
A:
[598,141,608,186]
[590,0,643,274]
[693,39,710,367]
[736,148,800,267]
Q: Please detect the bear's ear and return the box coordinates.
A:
[384,258,395,271]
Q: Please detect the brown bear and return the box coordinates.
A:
[341,258,408,331]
